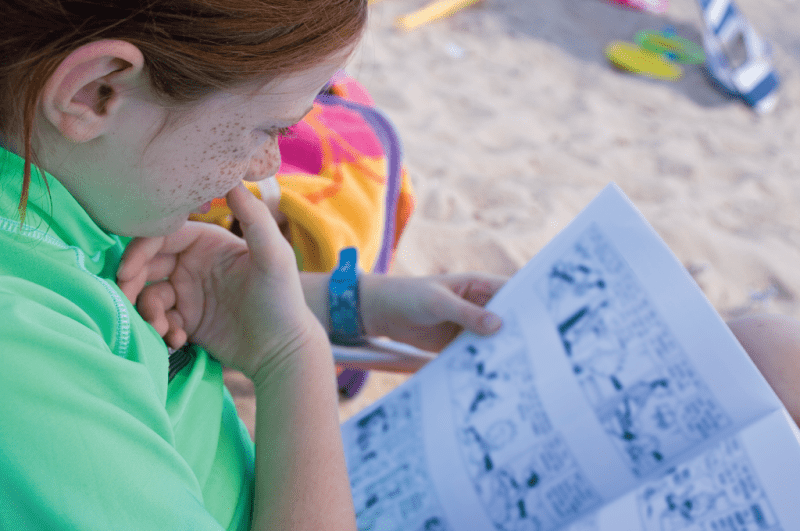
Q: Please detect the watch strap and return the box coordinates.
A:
[329,247,366,346]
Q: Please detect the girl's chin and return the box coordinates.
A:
[103,211,192,238]
[140,215,191,238]
[115,202,215,238]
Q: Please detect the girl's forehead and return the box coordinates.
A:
[241,48,351,96]
[174,53,346,130]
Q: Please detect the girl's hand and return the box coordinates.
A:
[116,184,325,380]
[360,273,507,352]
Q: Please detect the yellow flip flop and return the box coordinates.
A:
[605,41,683,81]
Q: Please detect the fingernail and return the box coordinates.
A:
[482,313,502,333]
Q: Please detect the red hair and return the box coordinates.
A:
[0,0,367,221]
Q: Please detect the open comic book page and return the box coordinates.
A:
[564,410,800,531]
[340,183,794,531]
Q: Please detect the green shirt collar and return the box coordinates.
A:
[0,146,128,272]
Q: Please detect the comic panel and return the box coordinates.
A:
[637,436,782,531]
[538,224,733,476]
[447,316,603,531]
[344,385,451,531]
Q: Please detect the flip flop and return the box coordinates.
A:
[607,0,670,14]
[605,41,683,81]
[635,30,705,64]
[698,0,779,113]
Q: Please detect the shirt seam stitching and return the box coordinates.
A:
[0,215,131,359]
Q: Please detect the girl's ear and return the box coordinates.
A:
[40,40,145,143]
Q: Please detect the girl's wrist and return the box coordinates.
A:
[251,313,331,391]
[357,273,380,338]
[298,267,380,341]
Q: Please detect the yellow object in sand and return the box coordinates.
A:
[396,0,483,31]
[634,31,705,65]
[605,41,683,81]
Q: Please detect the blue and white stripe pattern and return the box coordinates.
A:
[699,0,779,113]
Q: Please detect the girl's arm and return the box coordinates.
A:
[118,186,356,530]
[251,317,356,531]
[300,270,507,355]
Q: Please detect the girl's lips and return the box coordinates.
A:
[193,201,212,215]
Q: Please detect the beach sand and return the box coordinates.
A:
[228,0,800,432]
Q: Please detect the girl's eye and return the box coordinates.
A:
[271,127,291,138]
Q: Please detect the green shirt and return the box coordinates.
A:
[0,147,254,530]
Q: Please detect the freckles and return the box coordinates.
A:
[169,113,263,207]
[246,139,281,179]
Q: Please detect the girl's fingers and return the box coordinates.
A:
[226,184,295,270]
[117,236,166,281]
[450,276,505,334]
[446,273,507,299]
[138,282,177,335]
[117,254,178,304]
[164,310,187,349]
[462,276,508,307]
[477,311,503,335]
[118,221,231,281]
[165,330,188,350]
[438,290,503,336]
[140,254,178,283]
[118,269,148,305]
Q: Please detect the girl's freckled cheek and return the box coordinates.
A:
[261,140,282,175]
[244,138,280,179]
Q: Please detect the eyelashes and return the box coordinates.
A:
[270,126,292,139]
[255,125,295,142]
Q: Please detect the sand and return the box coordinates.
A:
[228,0,800,431]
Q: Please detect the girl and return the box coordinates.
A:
[4,2,798,530]
[0,1,505,529]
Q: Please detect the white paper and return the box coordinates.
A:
[340,184,797,531]
[566,410,800,531]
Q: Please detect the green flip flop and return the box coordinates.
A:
[634,30,705,64]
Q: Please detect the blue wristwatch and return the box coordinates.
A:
[329,247,366,346]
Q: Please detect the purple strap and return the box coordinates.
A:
[315,92,406,397]
[315,93,404,275]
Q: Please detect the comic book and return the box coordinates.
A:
[340,183,800,531]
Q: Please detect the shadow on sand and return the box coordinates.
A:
[445,0,764,109]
